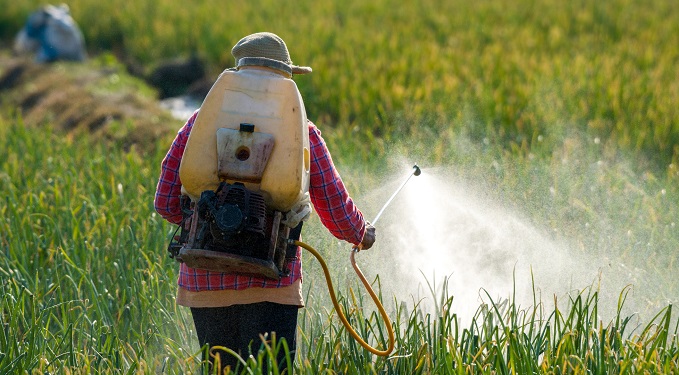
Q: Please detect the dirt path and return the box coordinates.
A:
[0,52,182,151]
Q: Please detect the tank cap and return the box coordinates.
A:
[240,123,255,132]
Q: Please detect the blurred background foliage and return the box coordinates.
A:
[1,0,677,171]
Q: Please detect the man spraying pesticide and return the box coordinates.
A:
[155,32,383,372]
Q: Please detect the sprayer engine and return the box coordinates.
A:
[196,182,268,258]
[174,181,293,279]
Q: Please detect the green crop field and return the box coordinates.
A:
[1,0,678,373]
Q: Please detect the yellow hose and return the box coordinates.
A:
[294,240,395,356]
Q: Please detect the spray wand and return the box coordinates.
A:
[293,165,421,357]
[368,164,422,229]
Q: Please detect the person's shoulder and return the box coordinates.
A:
[307,119,321,135]
[175,109,200,136]
[188,109,200,123]
[185,109,200,128]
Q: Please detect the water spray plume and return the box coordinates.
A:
[296,163,422,356]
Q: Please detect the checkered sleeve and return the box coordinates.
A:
[308,121,366,246]
[154,111,198,224]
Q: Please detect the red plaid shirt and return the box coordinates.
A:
[154,110,367,291]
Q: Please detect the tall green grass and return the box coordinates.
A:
[0,118,197,373]
[1,0,678,373]
[299,284,677,374]
[1,111,678,373]
[2,0,677,168]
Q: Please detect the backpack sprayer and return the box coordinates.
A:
[169,64,421,357]
[292,164,421,357]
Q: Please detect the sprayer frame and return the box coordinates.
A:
[175,197,290,279]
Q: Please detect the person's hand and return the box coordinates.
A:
[359,222,376,250]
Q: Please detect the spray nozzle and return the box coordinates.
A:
[413,164,421,176]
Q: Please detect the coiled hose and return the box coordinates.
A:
[293,240,395,356]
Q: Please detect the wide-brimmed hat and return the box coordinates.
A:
[231,32,312,76]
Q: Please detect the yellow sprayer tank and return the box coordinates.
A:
[179,67,310,212]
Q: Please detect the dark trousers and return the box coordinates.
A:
[190,302,299,373]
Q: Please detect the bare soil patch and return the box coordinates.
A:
[0,53,182,152]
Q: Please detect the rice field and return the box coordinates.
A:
[1,120,677,373]
[1,0,677,167]
[1,0,678,373]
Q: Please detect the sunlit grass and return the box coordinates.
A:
[2,108,677,373]
[2,0,677,167]
[1,0,678,372]
[0,119,197,373]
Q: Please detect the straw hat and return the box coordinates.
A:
[231,32,312,76]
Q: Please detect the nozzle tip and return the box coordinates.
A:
[413,164,421,176]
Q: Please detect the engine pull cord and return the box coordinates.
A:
[292,239,395,356]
